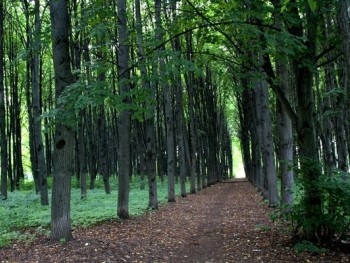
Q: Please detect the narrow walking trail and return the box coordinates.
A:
[1,180,348,262]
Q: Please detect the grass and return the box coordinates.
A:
[0,176,184,247]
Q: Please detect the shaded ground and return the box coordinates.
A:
[1,179,349,262]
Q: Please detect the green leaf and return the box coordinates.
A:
[307,0,317,12]
[281,0,290,12]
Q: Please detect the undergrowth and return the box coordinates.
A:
[271,169,350,253]
[0,176,185,247]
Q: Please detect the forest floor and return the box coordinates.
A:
[1,179,349,263]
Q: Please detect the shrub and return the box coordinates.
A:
[291,172,350,243]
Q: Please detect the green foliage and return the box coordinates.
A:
[0,176,186,247]
[254,224,271,232]
[293,240,327,254]
[281,0,317,12]
[291,172,350,242]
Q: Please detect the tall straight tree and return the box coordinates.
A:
[49,0,75,241]
[135,0,158,209]
[272,0,294,207]
[259,79,279,206]
[117,0,131,219]
[0,0,7,200]
[155,0,176,202]
[170,0,187,197]
[32,0,48,205]
[338,0,350,164]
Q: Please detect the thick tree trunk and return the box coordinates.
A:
[117,0,131,219]
[50,0,75,241]
[271,0,294,207]
[291,7,321,241]
[276,61,294,207]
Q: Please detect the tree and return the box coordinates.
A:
[117,0,131,219]
[49,0,75,241]
[135,0,158,209]
[32,0,49,205]
[272,1,294,207]
[0,0,7,200]
[154,0,176,202]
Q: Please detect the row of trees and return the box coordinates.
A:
[0,0,233,240]
[235,0,350,241]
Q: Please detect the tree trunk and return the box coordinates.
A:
[292,6,321,241]
[276,61,294,206]
[252,83,265,195]
[135,0,158,209]
[117,0,131,219]
[185,31,197,193]
[154,0,176,202]
[271,0,294,207]
[338,0,350,172]
[237,88,252,181]
[49,0,75,241]
[0,0,7,200]
[259,80,279,207]
[33,0,48,205]
[78,111,87,200]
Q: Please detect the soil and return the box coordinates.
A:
[0,179,349,263]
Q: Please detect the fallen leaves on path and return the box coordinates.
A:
[1,180,349,262]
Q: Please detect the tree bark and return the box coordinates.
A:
[0,0,7,200]
[117,0,131,219]
[49,0,75,241]
[338,0,350,172]
[259,80,279,206]
[33,0,48,205]
[135,0,158,209]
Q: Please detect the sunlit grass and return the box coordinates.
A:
[0,176,185,247]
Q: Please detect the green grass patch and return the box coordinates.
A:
[0,176,187,247]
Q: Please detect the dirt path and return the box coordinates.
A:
[0,180,348,262]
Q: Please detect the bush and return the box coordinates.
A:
[291,172,350,243]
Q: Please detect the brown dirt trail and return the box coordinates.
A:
[0,180,348,262]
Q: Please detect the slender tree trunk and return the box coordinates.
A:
[135,0,158,209]
[252,83,265,195]
[237,88,252,181]
[259,80,279,206]
[117,0,131,219]
[78,111,87,200]
[338,0,350,172]
[170,0,187,197]
[50,0,75,241]
[0,0,7,200]
[185,32,197,193]
[98,106,111,194]
[33,0,48,205]
[154,0,176,202]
